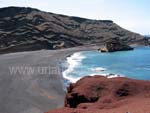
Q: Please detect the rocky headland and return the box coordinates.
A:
[99,38,133,52]
[46,76,150,113]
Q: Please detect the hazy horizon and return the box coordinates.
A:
[0,0,149,35]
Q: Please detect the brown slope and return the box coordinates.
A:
[0,7,149,54]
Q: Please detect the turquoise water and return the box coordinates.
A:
[63,47,150,83]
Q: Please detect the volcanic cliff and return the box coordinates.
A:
[46,76,150,113]
[0,7,149,54]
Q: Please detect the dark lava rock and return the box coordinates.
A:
[0,7,149,54]
[100,38,134,52]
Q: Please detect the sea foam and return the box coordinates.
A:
[91,67,106,72]
[62,52,86,83]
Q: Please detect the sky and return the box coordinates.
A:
[0,0,149,35]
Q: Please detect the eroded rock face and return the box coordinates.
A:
[0,7,149,54]
[100,38,133,52]
[46,76,150,113]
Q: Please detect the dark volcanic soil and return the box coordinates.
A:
[0,7,149,54]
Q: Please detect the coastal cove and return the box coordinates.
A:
[0,5,150,113]
[62,46,150,84]
[0,45,149,113]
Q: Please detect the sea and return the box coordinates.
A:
[62,47,150,84]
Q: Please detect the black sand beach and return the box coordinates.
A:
[0,45,99,113]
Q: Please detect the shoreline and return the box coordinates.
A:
[56,45,100,86]
[59,47,124,85]
[1,45,149,113]
[60,46,150,84]
[0,45,100,113]
[0,45,150,113]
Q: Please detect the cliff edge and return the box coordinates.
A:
[46,76,150,113]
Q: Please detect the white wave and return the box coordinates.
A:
[63,76,81,83]
[91,67,106,72]
[89,73,124,78]
[106,73,124,78]
[62,52,86,83]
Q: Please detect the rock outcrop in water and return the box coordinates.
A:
[46,76,150,113]
[0,7,149,54]
[144,36,150,44]
[100,38,133,52]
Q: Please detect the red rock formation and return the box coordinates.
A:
[45,76,150,113]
